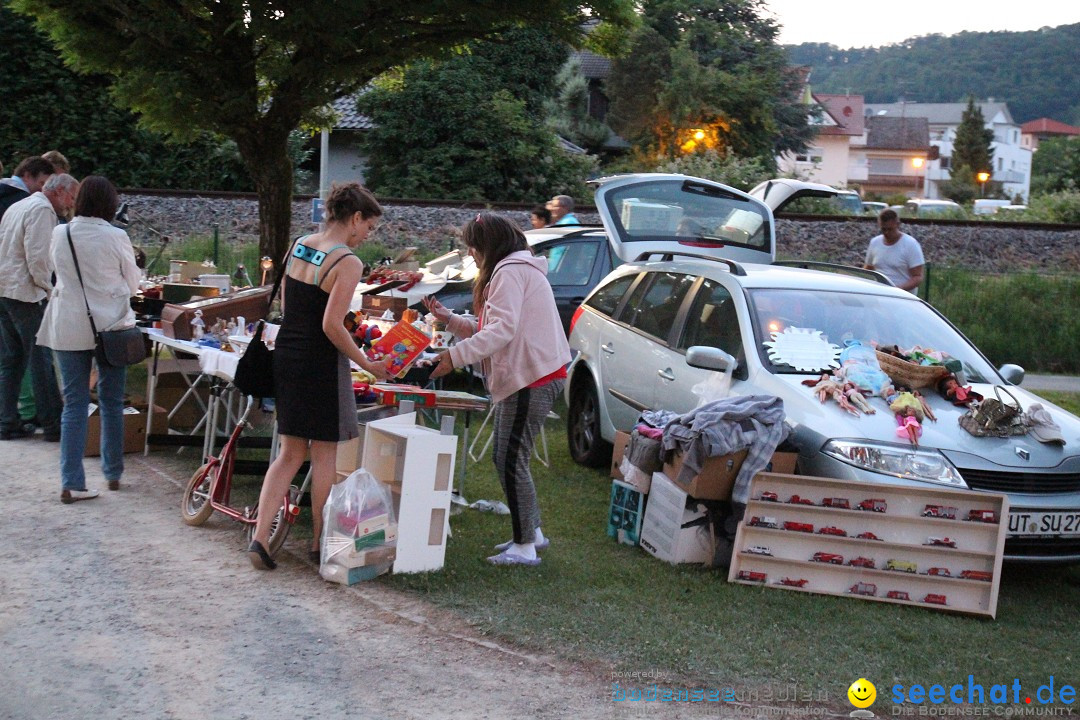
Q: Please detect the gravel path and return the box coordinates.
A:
[0,438,719,720]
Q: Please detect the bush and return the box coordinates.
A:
[1024,192,1080,224]
[652,149,772,192]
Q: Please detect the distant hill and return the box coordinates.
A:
[786,23,1080,125]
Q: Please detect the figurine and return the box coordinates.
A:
[885,559,918,573]
[736,570,767,583]
[921,505,958,519]
[778,577,809,588]
[811,552,844,564]
[849,582,877,596]
[804,374,862,416]
[857,499,887,513]
[848,556,876,568]
[890,392,924,447]
[190,309,206,340]
[842,382,876,414]
[937,373,983,407]
[818,526,848,537]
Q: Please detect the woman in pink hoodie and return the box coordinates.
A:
[425,213,571,566]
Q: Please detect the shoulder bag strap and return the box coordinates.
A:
[66,226,100,337]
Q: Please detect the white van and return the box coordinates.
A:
[973,199,1011,215]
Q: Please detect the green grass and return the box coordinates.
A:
[927,268,1080,374]
[375,391,1080,698]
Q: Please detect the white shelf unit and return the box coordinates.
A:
[728,473,1008,618]
[361,412,457,574]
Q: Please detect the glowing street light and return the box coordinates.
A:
[976,171,990,197]
[912,157,925,196]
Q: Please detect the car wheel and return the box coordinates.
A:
[567,375,611,468]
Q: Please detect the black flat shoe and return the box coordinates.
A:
[307,549,321,564]
[248,540,277,570]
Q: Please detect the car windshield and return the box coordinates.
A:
[748,288,999,383]
[601,178,771,251]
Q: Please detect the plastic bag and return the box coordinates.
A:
[691,350,736,408]
[320,468,398,585]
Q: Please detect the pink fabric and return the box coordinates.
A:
[447,251,571,403]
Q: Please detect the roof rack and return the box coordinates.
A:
[634,250,747,276]
[771,260,892,286]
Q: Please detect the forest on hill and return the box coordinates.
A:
[786,23,1080,125]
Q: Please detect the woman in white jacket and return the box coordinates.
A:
[38,176,140,504]
[426,213,570,566]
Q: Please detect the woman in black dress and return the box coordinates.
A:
[249,183,389,570]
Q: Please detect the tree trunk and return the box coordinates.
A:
[237,129,294,274]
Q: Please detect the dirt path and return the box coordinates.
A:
[0,438,721,720]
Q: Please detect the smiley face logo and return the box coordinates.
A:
[848,678,876,708]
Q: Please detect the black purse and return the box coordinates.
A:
[66,227,146,368]
[232,266,284,398]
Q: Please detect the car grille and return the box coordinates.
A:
[958,468,1080,494]
[1004,536,1080,559]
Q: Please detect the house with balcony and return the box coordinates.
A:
[864,101,1031,202]
[853,116,930,198]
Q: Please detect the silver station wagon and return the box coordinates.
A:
[564,174,1080,563]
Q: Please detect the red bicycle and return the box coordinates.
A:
[180,397,304,556]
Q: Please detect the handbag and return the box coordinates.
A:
[66,227,147,368]
[231,264,284,398]
[958,385,1028,438]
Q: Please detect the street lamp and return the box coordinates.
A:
[912,157,925,197]
[976,171,990,198]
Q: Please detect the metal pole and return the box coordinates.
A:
[319,128,330,201]
[212,224,220,266]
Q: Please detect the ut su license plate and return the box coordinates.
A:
[1008,510,1080,537]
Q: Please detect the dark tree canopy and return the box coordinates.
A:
[13,0,633,262]
[604,0,813,162]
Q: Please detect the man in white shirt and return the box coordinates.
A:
[0,173,79,441]
[864,208,924,293]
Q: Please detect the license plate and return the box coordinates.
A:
[1008,511,1080,537]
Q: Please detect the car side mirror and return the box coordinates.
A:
[998,363,1025,385]
[686,346,736,372]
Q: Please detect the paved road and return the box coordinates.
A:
[0,438,718,720]
[1022,374,1080,393]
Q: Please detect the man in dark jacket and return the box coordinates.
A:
[0,157,54,221]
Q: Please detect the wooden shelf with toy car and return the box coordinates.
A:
[731,473,1008,618]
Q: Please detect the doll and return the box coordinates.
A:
[890,392,924,447]
[190,309,205,340]
[842,382,876,415]
[805,374,862,416]
[937,374,982,408]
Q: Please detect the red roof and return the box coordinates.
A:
[1021,118,1080,136]
[814,94,864,136]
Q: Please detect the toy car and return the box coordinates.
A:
[886,590,911,600]
[818,526,848,536]
[922,505,958,519]
[745,545,773,556]
[849,582,877,596]
[923,593,948,605]
[848,556,876,568]
[886,559,918,573]
[960,570,993,582]
[737,570,767,583]
[812,551,844,564]
[927,567,952,577]
[759,491,779,502]
[749,516,779,529]
[822,498,850,509]
[966,509,999,523]
[856,531,883,541]
[778,577,809,587]
[787,495,814,505]
[924,537,957,548]
[783,521,814,533]
[858,499,887,513]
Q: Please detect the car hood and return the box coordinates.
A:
[765,375,1080,470]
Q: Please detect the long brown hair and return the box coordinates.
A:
[464,212,530,313]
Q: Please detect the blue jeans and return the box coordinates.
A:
[0,297,62,434]
[55,350,127,491]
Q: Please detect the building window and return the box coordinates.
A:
[795,148,823,163]
[939,156,951,170]
[868,157,903,175]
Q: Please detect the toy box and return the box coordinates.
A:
[607,478,646,546]
[372,383,437,408]
[610,430,631,480]
[639,471,712,564]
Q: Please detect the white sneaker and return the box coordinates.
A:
[61,488,100,504]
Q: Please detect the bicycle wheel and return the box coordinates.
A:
[181,463,216,526]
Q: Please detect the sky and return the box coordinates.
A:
[764,0,1080,49]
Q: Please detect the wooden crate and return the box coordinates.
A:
[729,473,1008,618]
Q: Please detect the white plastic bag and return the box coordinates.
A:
[691,350,736,408]
[320,468,398,585]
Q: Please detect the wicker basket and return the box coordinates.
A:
[874,350,949,389]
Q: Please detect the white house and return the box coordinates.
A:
[777,93,864,189]
[863,101,1032,202]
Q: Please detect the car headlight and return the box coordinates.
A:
[822,440,967,488]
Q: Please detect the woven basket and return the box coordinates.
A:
[874,350,950,389]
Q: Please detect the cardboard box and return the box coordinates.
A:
[361,294,408,321]
[372,383,437,408]
[85,404,167,457]
[319,561,392,585]
[639,472,712,564]
[150,369,211,430]
[662,449,798,501]
[611,430,632,480]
